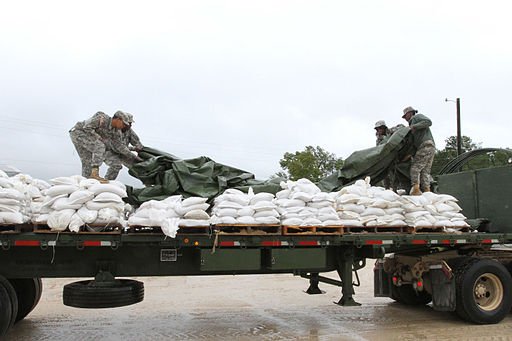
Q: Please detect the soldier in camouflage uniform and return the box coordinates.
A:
[374,120,391,146]
[104,111,144,180]
[69,111,142,182]
[402,106,436,195]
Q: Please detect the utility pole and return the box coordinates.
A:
[456,98,461,156]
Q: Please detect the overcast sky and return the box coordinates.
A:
[1,1,511,187]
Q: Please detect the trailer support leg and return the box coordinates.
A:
[335,247,361,306]
[305,273,324,295]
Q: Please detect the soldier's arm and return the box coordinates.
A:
[410,115,432,130]
[110,134,138,160]
[128,129,144,149]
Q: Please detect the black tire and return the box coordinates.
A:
[63,279,144,309]
[0,278,14,337]
[9,278,43,323]
[454,258,512,324]
[0,276,18,331]
[391,284,432,305]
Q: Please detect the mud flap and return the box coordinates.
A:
[374,259,392,297]
[430,264,456,311]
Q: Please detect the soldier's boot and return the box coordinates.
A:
[90,167,109,184]
[410,183,422,196]
[423,185,431,193]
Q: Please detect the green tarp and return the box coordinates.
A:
[318,126,413,192]
[126,147,281,205]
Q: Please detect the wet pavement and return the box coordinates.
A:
[7,266,512,340]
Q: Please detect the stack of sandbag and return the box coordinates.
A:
[176,197,211,227]
[37,176,128,232]
[275,178,341,226]
[210,189,279,225]
[0,171,31,224]
[401,192,469,229]
[336,178,407,227]
[8,174,51,224]
[127,195,183,237]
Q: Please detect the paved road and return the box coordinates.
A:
[7,267,512,340]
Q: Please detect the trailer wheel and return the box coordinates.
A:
[63,279,144,308]
[0,277,15,337]
[9,278,43,323]
[454,258,512,324]
[391,284,432,305]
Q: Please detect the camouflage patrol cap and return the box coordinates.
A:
[113,111,131,125]
[374,120,387,129]
[402,106,418,118]
[125,113,134,124]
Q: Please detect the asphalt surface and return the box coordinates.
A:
[7,266,512,340]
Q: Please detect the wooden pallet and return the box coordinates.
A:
[282,225,343,235]
[34,224,121,234]
[213,224,281,235]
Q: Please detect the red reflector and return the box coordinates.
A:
[219,241,235,247]
[83,241,102,247]
[482,239,492,244]
[297,241,318,246]
[441,240,451,245]
[14,240,40,247]
[365,240,383,245]
[417,281,423,288]
[412,240,427,245]
[392,276,398,284]
[261,241,281,247]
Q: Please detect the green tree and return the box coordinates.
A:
[276,146,344,182]
[431,135,479,176]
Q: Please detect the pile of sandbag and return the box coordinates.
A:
[335,177,469,229]
[0,171,32,224]
[210,189,279,225]
[275,179,341,226]
[36,176,128,232]
[127,195,211,237]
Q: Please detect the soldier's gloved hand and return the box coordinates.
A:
[134,145,144,152]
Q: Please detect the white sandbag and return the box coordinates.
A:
[311,193,333,202]
[0,188,24,201]
[307,201,334,209]
[79,178,100,188]
[274,199,306,208]
[338,219,363,226]
[223,189,245,196]
[404,211,430,220]
[107,180,126,189]
[385,208,404,215]
[0,178,14,188]
[318,207,337,215]
[291,192,313,202]
[182,197,209,207]
[215,208,238,218]
[77,206,98,224]
[95,208,122,225]
[88,184,127,198]
[361,208,386,217]
[447,201,462,212]
[0,198,21,206]
[214,193,250,206]
[317,213,339,222]
[216,201,244,210]
[322,219,345,226]
[237,216,256,224]
[184,209,210,220]
[32,213,48,224]
[51,197,82,211]
[0,212,24,224]
[166,209,180,218]
[374,190,400,202]
[237,207,255,217]
[249,192,275,205]
[41,194,67,208]
[282,212,300,220]
[0,170,8,178]
[370,199,390,209]
[68,213,85,233]
[217,216,238,224]
[252,201,277,211]
[339,204,365,214]
[281,217,304,226]
[302,217,322,226]
[50,176,81,186]
[161,218,180,238]
[67,190,95,205]
[176,203,210,215]
[179,219,210,227]
[127,216,154,226]
[86,201,124,212]
[338,211,360,219]
[255,216,280,224]
[275,190,291,199]
[403,204,426,212]
[435,202,456,213]
[253,210,279,218]
[452,220,470,227]
[336,194,360,204]
[360,215,378,224]
[434,220,453,227]
[46,185,79,197]
[147,209,167,222]
[140,200,169,211]
[93,192,124,203]
[47,209,75,231]
[435,194,458,203]
[402,195,429,207]
[162,195,183,205]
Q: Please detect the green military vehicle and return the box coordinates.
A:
[0,150,512,336]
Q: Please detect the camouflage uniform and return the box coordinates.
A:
[69,112,136,177]
[408,113,435,190]
[104,128,143,180]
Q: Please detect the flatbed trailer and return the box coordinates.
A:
[1,225,512,336]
